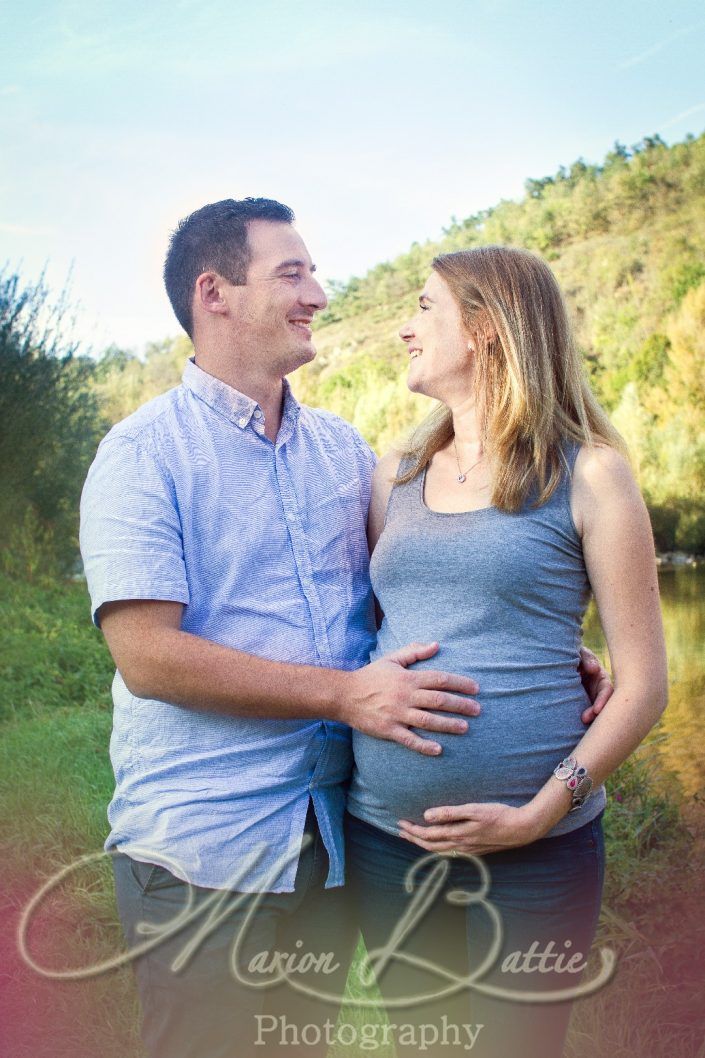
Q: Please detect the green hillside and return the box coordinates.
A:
[289,132,705,551]
[5,132,703,579]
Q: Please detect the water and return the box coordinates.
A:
[583,565,705,799]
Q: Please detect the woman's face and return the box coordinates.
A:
[400,270,474,403]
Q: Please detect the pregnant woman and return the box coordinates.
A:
[345,246,668,1058]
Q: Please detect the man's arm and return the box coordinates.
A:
[83,430,480,757]
[99,599,481,757]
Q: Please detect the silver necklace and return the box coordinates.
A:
[453,437,483,483]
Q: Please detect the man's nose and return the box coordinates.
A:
[303,275,328,311]
[399,322,414,341]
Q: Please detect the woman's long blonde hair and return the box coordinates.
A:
[397,245,626,510]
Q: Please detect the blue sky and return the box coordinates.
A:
[1,0,704,353]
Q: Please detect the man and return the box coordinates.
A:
[80,198,610,1058]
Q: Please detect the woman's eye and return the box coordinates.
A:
[419,304,429,311]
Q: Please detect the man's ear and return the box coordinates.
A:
[194,272,229,319]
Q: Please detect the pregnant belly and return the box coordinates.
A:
[348,693,588,829]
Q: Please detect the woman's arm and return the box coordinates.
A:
[399,444,667,854]
[367,449,403,554]
[367,449,402,628]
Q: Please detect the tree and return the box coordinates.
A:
[663,280,705,422]
[0,269,105,576]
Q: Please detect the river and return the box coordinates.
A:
[583,565,705,800]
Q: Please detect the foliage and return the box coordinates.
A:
[602,743,687,903]
[0,570,114,724]
[291,131,705,550]
[0,270,106,575]
[1,571,700,1058]
[89,131,705,551]
[93,335,191,425]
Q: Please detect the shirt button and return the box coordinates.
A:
[254,409,263,419]
[238,417,248,428]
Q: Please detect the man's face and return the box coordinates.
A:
[222,220,328,376]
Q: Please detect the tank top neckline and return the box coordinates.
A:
[413,440,580,518]
[419,462,497,517]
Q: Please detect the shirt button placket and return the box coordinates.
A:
[275,452,333,666]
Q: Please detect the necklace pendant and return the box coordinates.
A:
[457,474,466,483]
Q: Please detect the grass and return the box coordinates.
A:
[0,572,140,1058]
[0,570,115,722]
[1,571,702,1057]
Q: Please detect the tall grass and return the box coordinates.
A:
[1,572,701,1057]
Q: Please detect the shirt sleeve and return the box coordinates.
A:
[79,432,190,628]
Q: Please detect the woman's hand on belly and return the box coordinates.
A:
[398,800,546,857]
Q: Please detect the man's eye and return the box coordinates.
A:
[283,273,300,279]
[419,304,429,311]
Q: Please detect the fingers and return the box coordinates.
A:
[423,804,478,823]
[412,689,481,717]
[400,831,501,856]
[414,669,480,696]
[592,678,613,711]
[404,709,469,735]
[380,703,475,754]
[581,704,597,725]
[399,820,472,842]
[386,641,440,667]
[582,696,606,724]
[578,646,600,669]
[581,675,613,724]
[391,726,442,756]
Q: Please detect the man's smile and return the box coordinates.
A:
[289,317,313,338]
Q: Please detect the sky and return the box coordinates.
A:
[1,0,704,354]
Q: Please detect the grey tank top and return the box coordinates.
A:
[347,440,606,838]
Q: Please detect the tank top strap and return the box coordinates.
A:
[552,439,583,507]
[533,438,582,542]
[559,438,582,478]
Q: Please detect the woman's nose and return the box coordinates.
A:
[399,322,413,342]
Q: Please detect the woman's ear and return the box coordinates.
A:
[471,315,499,352]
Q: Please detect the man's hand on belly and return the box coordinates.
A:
[341,641,481,756]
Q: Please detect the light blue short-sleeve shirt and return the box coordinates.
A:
[79,357,377,892]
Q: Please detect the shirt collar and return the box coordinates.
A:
[182,357,300,436]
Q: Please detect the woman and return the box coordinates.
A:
[344,246,668,1058]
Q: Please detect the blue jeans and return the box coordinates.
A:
[345,809,606,1058]
[112,801,357,1058]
